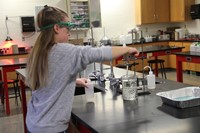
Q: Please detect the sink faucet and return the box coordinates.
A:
[107,61,115,79]
[109,77,121,90]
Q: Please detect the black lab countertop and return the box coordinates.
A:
[71,63,200,133]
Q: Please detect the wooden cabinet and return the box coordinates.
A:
[182,42,200,72]
[182,42,195,71]
[156,0,170,23]
[170,0,195,22]
[135,0,155,24]
[168,42,196,71]
[195,62,200,72]
[135,0,170,25]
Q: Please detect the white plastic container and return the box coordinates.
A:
[144,36,153,42]
[119,34,126,45]
[190,42,197,52]
[144,66,155,89]
[175,29,184,39]
[125,34,132,44]
[190,42,200,52]
[85,79,94,102]
[175,31,179,40]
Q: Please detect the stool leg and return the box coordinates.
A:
[16,82,22,101]
[13,83,18,105]
[128,66,131,70]
[162,62,167,79]
[0,85,4,105]
[159,62,164,78]
[16,74,22,101]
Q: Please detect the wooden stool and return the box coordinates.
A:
[0,75,22,105]
[7,75,22,105]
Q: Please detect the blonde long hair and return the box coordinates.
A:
[26,6,68,90]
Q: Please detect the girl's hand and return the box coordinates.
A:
[76,78,88,88]
[128,47,140,56]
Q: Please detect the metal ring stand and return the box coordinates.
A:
[128,29,150,95]
[138,35,151,95]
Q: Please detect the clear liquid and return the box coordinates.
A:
[174,96,198,101]
[122,79,137,100]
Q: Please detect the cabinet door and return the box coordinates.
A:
[168,42,183,69]
[141,0,156,24]
[170,0,195,22]
[135,0,169,24]
[156,0,169,23]
[170,0,185,22]
[182,42,195,71]
[185,0,195,21]
[195,62,200,72]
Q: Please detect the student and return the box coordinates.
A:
[25,5,139,133]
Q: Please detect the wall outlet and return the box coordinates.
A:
[22,36,25,41]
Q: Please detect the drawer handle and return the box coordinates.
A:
[186,56,192,62]
[166,50,171,54]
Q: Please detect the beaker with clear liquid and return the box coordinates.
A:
[122,74,138,100]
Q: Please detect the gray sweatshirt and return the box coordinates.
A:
[26,43,112,133]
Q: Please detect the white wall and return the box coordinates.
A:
[0,0,200,48]
[71,0,137,43]
[0,0,67,47]
[92,0,200,42]
[86,0,172,43]
[91,0,136,42]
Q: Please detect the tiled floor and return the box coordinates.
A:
[0,89,31,133]
[0,70,199,133]
[159,69,200,86]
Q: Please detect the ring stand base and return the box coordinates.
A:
[138,91,151,96]
[117,88,150,96]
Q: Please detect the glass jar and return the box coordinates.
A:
[121,74,138,100]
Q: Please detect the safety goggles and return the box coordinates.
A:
[40,22,75,31]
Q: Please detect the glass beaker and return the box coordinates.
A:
[122,74,138,100]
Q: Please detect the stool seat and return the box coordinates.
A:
[148,59,167,79]
[148,59,165,64]
[0,77,21,105]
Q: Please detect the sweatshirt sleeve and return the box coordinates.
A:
[73,45,112,74]
[57,44,113,76]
